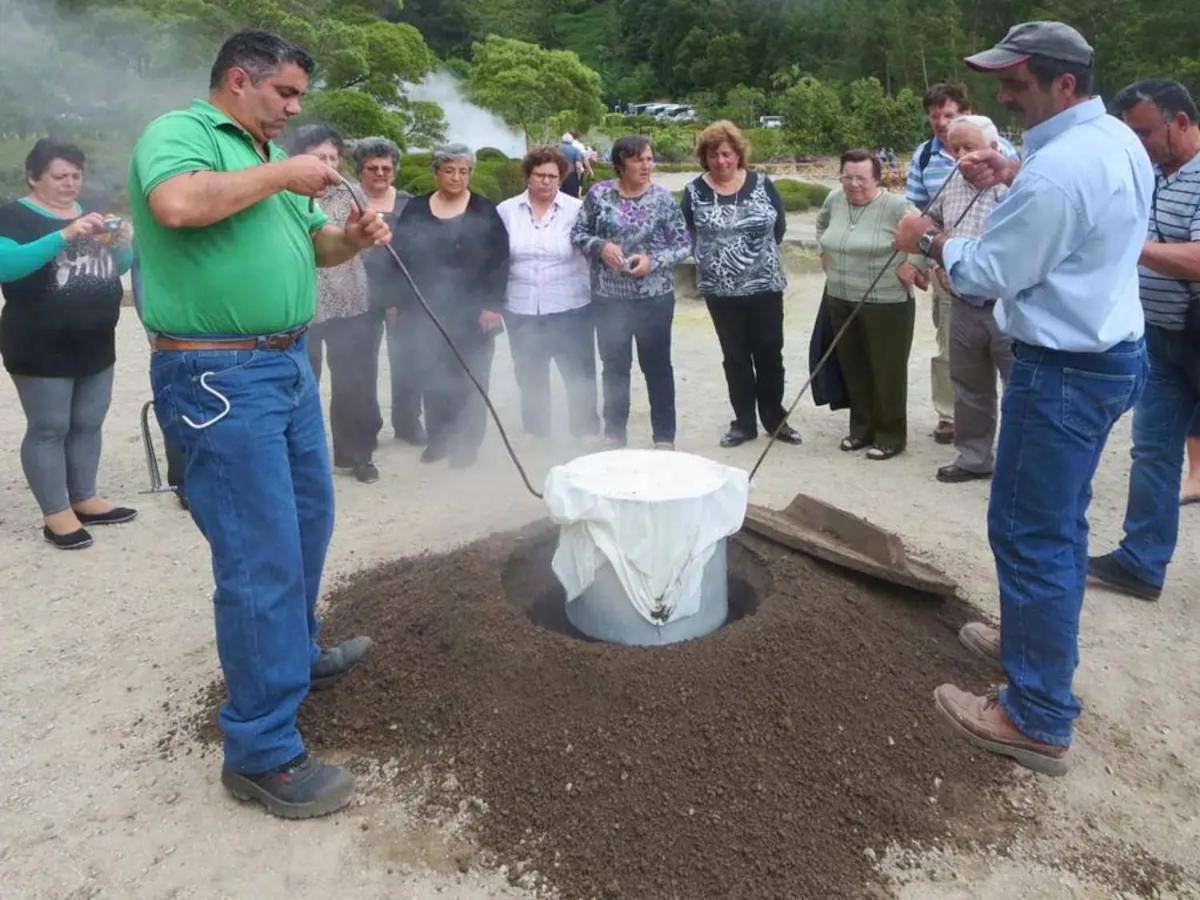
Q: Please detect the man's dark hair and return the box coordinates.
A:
[1027,55,1093,98]
[923,82,970,112]
[280,124,345,157]
[1112,78,1198,125]
[839,147,882,181]
[210,29,315,90]
[25,138,85,181]
[611,134,652,173]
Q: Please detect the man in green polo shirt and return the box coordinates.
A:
[130,29,391,819]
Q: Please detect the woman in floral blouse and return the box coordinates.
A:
[284,125,382,484]
[571,135,691,450]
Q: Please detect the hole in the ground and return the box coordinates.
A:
[499,528,769,641]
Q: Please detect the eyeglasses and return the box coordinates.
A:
[363,165,395,175]
[530,172,560,182]
[840,175,874,185]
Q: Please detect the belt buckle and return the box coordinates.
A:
[257,329,301,350]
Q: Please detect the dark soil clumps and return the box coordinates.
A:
[292,522,1014,898]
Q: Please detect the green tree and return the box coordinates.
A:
[298,89,408,147]
[779,76,844,154]
[466,35,604,142]
[0,0,443,150]
[722,84,769,129]
[395,98,448,149]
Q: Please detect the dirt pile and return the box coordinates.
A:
[289,523,1014,898]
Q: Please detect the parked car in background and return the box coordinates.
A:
[759,115,785,129]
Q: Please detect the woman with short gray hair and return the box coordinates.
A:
[388,143,509,468]
[351,136,401,175]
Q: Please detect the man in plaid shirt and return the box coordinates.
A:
[924,114,1014,483]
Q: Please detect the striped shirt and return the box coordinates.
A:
[1140,152,1200,330]
[906,135,1018,210]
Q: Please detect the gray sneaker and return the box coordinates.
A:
[958,622,1002,670]
[310,635,373,691]
[222,753,354,819]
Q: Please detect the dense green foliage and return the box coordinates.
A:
[465,36,605,142]
[773,179,832,212]
[4,0,1197,181]
[399,0,1200,144]
[2,0,442,148]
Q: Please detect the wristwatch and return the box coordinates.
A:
[918,228,941,258]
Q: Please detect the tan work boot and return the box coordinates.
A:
[958,622,1002,669]
[933,684,1069,777]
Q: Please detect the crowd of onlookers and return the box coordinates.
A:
[1,81,1197,556]
[4,20,1196,814]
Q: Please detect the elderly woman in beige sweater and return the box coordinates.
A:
[816,147,926,460]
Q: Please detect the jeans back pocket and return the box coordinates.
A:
[1061,367,1138,439]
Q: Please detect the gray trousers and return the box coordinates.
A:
[949,300,1013,473]
[931,284,956,422]
[11,367,114,515]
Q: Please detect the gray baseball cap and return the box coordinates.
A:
[965,21,1094,71]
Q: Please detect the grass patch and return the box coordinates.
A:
[774,179,830,212]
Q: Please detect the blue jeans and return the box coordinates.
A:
[150,338,334,773]
[1113,326,1200,587]
[990,339,1147,747]
[593,293,676,443]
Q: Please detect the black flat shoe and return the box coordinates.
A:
[76,507,138,526]
[719,425,756,448]
[772,425,803,445]
[839,436,870,452]
[43,526,93,550]
[420,444,447,464]
[866,445,902,461]
[353,462,379,484]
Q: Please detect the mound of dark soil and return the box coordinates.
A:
[293,523,1011,898]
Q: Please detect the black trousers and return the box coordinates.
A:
[504,306,599,437]
[414,323,496,454]
[385,313,425,439]
[705,291,788,434]
[307,311,385,468]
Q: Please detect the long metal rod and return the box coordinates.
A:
[339,177,545,500]
[748,169,982,482]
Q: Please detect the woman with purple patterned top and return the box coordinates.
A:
[570,135,691,449]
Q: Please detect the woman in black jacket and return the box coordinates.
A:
[389,143,509,468]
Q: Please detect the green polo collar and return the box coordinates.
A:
[188,98,281,159]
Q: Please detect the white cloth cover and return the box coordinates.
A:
[544,450,749,625]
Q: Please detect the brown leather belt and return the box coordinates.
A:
[153,329,305,352]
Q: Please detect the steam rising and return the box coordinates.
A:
[405,70,525,157]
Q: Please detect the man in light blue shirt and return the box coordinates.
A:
[895,21,1152,777]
